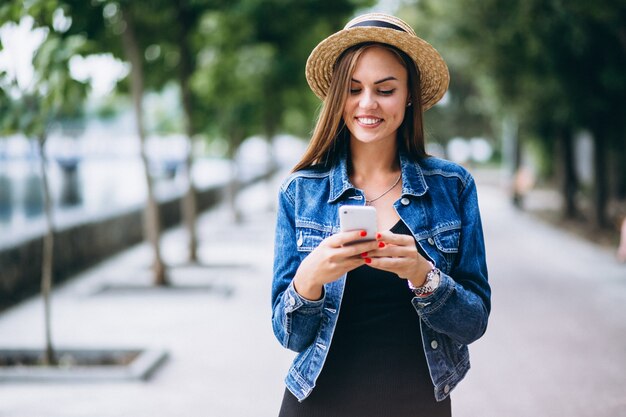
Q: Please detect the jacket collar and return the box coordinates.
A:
[327,143,429,203]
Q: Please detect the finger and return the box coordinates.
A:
[368,238,419,257]
[366,256,405,272]
[341,255,371,270]
[376,231,415,246]
[340,239,382,257]
[325,242,379,268]
[367,245,415,258]
[328,230,375,247]
[367,256,422,277]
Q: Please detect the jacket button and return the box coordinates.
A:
[427,237,435,245]
[288,295,295,306]
[400,197,410,206]
[444,384,450,394]
[430,340,438,349]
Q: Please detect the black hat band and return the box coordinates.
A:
[349,20,407,33]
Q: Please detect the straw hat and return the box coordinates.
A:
[305,13,449,111]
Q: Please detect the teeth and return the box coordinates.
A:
[357,117,381,125]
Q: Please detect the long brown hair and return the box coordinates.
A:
[292,42,426,173]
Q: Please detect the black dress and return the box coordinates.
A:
[279,221,451,417]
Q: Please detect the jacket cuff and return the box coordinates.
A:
[284,280,325,314]
[410,271,454,312]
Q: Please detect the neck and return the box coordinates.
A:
[349,138,399,180]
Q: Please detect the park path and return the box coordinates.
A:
[452,183,626,417]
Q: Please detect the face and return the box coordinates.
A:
[342,46,409,147]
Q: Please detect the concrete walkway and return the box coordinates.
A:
[452,183,626,417]
[0,172,625,417]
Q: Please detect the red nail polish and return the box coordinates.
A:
[361,252,368,257]
[376,233,382,240]
[360,230,367,237]
[365,258,372,264]
[378,242,385,248]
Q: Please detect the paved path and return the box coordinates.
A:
[0,172,625,417]
[452,184,626,417]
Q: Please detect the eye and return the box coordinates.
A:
[350,88,361,95]
[378,89,395,96]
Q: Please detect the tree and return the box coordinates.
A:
[191,9,267,222]
[0,4,89,364]
[123,4,171,283]
[409,0,626,227]
[171,0,202,261]
[157,0,226,261]
[62,0,173,284]
[191,1,376,220]
[244,0,377,143]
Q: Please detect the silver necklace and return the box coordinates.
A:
[365,173,402,205]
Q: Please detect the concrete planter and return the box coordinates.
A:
[0,348,168,382]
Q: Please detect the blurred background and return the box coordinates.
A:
[0,0,625,415]
[1,0,624,263]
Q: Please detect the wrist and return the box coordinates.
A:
[407,262,441,297]
[407,262,434,287]
[293,275,324,301]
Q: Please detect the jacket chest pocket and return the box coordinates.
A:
[419,223,461,274]
[295,221,334,253]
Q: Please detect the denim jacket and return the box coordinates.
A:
[271,147,490,402]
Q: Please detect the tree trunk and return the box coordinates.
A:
[175,0,199,263]
[227,129,244,224]
[263,108,279,174]
[510,124,524,209]
[37,134,57,366]
[501,116,523,208]
[613,131,626,201]
[228,161,242,224]
[261,109,279,212]
[557,125,578,219]
[120,5,168,286]
[591,125,609,229]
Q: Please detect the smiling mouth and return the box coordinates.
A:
[356,117,383,126]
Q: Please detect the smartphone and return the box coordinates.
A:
[338,205,377,243]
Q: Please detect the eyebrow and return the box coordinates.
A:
[351,76,398,84]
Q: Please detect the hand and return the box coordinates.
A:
[293,230,381,300]
[367,231,433,287]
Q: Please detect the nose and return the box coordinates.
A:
[359,89,378,110]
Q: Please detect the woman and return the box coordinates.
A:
[271,13,490,416]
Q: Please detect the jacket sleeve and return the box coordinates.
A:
[412,173,491,345]
[271,184,325,352]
